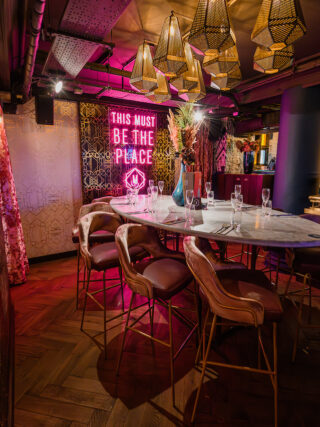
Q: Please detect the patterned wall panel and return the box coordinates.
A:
[5,99,82,258]
[79,102,175,203]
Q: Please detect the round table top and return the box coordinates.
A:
[110,195,320,248]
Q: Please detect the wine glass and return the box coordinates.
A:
[262,188,270,205]
[146,187,152,212]
[207,190,214,207]
[235,184,241,196]
[149,179,154,189]
[205,182,211,200]
[265,200,272,217]
[158,181,164,198]
[230,192,238,212]
[237,194,243,211]
[151,185,158,213]
[185,190,194,220]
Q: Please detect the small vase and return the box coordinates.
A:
[172,161,186,206]
[243,151,254,174]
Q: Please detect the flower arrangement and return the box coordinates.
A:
[167,104,202,165]
[235,138,260,153]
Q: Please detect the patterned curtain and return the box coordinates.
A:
[0,106,28,285]
[195,124,214,196]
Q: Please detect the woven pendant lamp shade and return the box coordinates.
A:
[211,66,241,90]
[179,59,206,102]
[130,42,157,92]
[251,0,306,51]
[170,42,198,92]
[203,45,239,76]
[153,12,187,77]
[145,73,171,103]
[254,45,294,74]
[188,0,235,56]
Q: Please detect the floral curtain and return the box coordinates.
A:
[0,106,29,285]
[195,124,214,196]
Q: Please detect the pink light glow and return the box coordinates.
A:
[233,111,239,117]
[125,167,146,190]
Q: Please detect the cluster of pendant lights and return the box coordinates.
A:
[129,0,306,103]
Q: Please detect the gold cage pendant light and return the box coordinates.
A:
[153,11,187,77]
[188,0,235,57]
[146,73,171,103]
[251,0,306,51]
[180,59,206,102]
[203,45,239,76]
[130,42,158,92]
[254,44,294,74]
[170,42,198,93]
[211,65,241,90]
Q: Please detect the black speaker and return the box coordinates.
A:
[35,95,54,125]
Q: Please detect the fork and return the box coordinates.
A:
[215,224,229,234]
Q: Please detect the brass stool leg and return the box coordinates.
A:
[80,269,91,331]
[76,246,80,310]
[116,292,135,375]
[284,269,294,296]
[195,307,209,366]
[257,326,261,369]
[119,267,124,312]
[273,322,278,427]
[103,270,107,359]
[191,313,217,424]
[168,299,175,406]
[292,291,304,362]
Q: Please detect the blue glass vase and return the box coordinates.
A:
[172,161,186,206]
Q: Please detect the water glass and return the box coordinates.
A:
[151,185,158,212]
[237,194,243,211]
[265,200,272,217]
[149,179,154,189]
[158,180,164,197]
[207,190,214,207]
[262,188,270,205]
[231,192,238,212]
[131,188,138,206]
[185,189,194,219]
[205,181,211,199]
[127,188,133,205]
[235,184,241,196]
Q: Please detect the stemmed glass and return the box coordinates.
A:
[151,185,158,213]
[185,190,194,221]
[146,186,152,212]
[149,179,154,189]
[231,192,238,212]
[205,182,211,201]
[262,188,270,213]
[235,184,241,197]
[158,181,164,198]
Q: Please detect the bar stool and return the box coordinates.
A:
[284,214,320,361]
[115,223,199,406]
[78,211,146,358]
[72,202,115,309]
[184,235,283,426]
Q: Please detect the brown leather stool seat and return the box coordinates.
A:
[134,257,193,299]
[90,242,145,271]
[218,269,283,322]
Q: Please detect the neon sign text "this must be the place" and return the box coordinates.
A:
[110,110,156,165]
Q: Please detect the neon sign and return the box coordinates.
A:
[124,168,146,190]
[109,108,157,190]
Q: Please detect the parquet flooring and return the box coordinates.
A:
[11,244,320,426]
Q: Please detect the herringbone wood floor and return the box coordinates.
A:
[11,244,320,426]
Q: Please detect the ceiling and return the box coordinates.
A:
[1,0,320,117]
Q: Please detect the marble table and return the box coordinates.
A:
[111,195,320,251]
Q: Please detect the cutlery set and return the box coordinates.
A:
[214,224,235,235]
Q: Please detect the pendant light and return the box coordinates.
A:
[179,59,206,102]
[146,73,171,103]
[170,42,198,93]
[153,11,187,77]
[203,45,239,76]
[253,45,294,74]
[251,0,306,51]
[130,42,157,92]
[211,66,241,90]
[188,0,235,56]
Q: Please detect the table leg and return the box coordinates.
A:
[251,245,258,270]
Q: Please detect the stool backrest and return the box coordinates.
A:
[183,235,264,326]
[115,223,185,298]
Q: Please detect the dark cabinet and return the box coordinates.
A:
[217,173,274,205]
